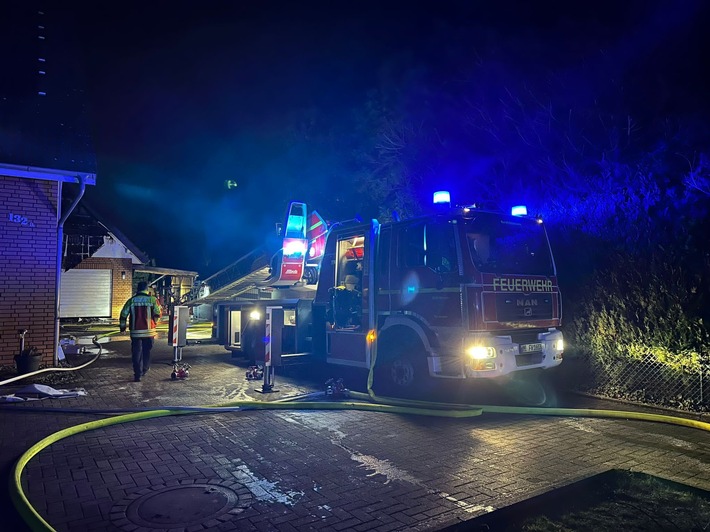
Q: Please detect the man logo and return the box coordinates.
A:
[524,307,533,317]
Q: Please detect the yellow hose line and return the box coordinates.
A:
[362,340,710,432]
[11,332,710,532]
[12,410,178,532]
[476,404,710,431]
[13,398,709,532]
[349,389,478,411]
[10,399,483,532]
[216,399,484,417]
[350,390,710,431]
[361,337,710,441]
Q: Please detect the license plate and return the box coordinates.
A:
[520,342,543,353]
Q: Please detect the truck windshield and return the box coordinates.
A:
[464,215,554,276]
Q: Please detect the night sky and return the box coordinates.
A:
[35,1,710,275]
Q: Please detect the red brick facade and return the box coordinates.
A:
[73,257,134,319]
[0,175,59,367]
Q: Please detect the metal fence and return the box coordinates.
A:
[559,354,709,413]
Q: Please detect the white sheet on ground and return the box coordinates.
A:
[0,383,88,402]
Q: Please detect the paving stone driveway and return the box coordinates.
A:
[1,330,709,531]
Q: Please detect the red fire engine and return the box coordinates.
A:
[197,192,564,393]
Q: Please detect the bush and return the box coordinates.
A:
[570,251,708,373]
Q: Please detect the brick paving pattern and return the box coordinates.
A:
[1,330,709,531]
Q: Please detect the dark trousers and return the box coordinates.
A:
[130,337,154,378]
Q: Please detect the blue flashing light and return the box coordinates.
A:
[433,191,450,205]
[285,214,305,237]
[511,205,528,217]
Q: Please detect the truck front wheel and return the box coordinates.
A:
[374,332,430,396]
[389,356,417,388]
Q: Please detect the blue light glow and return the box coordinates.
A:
[433,191,450,204]
[400,272,420,305]
[511,205,528,216]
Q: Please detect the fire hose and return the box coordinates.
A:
[0,331,121,388]
[7,334,710,532]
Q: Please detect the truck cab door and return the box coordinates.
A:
[325,226,370,368]
[396,220,462,327]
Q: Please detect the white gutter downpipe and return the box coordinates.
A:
[54,176,86,366]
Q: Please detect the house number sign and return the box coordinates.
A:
[8,213,36,228]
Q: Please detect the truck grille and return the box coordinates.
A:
[496,293,553,321]
[516,353,544,366]
[510,331,543,345]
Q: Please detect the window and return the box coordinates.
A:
[400,223,425,268]
[424,222,456,273]
[336,235,364,288]
[465,215,553,275]
[400,221,456,273]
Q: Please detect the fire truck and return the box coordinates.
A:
[193,192,564,393]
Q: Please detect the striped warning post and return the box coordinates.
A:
[264,309,271,367]
[172,312,179,347]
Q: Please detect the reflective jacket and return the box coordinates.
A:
[119,290,162,338]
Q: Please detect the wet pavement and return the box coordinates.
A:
[0,327,709,531]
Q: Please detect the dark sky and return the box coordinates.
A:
[45,0,710,275]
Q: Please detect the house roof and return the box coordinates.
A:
[134,266,199,278]
[63,197,150,270]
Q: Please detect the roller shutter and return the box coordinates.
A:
[60,269,112,318]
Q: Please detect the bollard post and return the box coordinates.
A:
[169,306,188,363]
[256,306,279,393]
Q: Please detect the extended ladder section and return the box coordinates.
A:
[184,247,272,306]
[184,202,328,307]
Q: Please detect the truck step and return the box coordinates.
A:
[278,352,313,366]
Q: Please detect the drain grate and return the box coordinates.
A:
[111,480,252,530]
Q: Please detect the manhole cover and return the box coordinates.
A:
[113,481,252,530]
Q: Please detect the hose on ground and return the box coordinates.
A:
[0,333,112,388]
[9,332,710,532]
[360,332,710,433]
[10,398,484,532]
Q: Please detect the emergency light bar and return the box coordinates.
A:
[511,205,528,216]
[433,191,450,204]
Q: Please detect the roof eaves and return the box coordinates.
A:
[0,162,96,185]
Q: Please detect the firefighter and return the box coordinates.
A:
[120,281,162,382]
[327,274,362,329]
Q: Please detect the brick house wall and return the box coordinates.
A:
[73,257,134,319]
[0,175,59,367]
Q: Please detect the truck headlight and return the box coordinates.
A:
[467,346,496,359]
[555,339,564,351]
